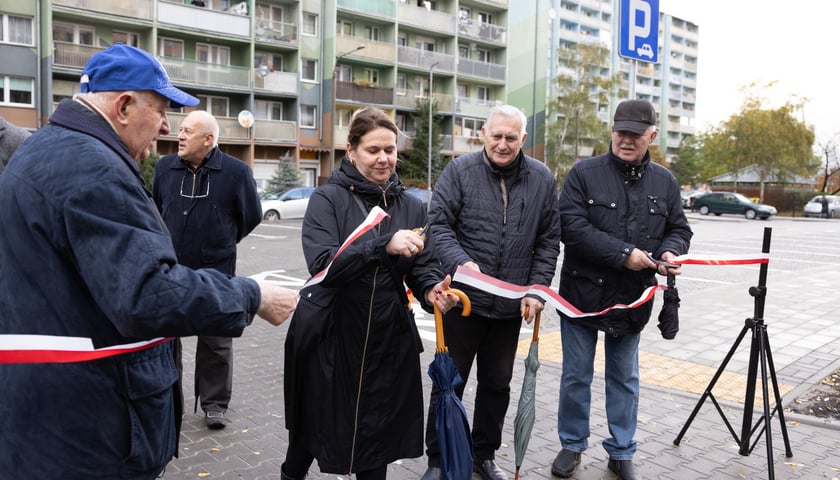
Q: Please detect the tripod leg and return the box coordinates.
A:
[674,323,750,446]
[757,326,776,479]
[761,328,793,457]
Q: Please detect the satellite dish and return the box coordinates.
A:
[238,110,255,128]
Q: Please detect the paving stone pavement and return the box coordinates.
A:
[163,221,840,480]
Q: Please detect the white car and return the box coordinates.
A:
[803,194,840,218]
[261,187,314,221]
[636,44,654,59]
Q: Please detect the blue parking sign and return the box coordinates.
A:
[619,0,659,63]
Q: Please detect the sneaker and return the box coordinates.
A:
[204,410,227,430]
[550,449,581,478]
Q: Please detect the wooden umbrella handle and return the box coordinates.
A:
[434,288,471,353]
[523,305,541,342]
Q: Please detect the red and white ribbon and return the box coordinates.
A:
[0,335,171,364]
[452,252,770,318]
[301,206,389,289]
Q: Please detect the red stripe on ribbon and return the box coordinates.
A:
[671,253,769,265]
[0,336,172,364]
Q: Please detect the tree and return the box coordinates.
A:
[399,97,443,189]
[140,151,160,188]
[670,135,706,188]
[545,42,621,186]
[815,133,840,194]
[266,152,300,193]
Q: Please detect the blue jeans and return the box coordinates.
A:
[556,317,640,460]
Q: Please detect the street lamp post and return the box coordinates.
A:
[331,45,365,169]
[427,62,438,192]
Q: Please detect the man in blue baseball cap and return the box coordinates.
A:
[0,43,299,479]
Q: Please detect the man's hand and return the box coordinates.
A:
[256,282,298,325]
[520,297,544,324]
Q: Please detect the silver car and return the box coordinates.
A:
[803,195,840,218]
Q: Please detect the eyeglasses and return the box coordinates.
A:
[179,170,210,198]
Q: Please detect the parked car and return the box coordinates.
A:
[404,187,432,209]
[803,195,840,218]
[693,192,777,220]
[260,187,314,221]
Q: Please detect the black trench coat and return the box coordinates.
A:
[284,159,443,474]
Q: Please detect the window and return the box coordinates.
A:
[478,11,493,25]
[1,76,33,106]
[415,36,435,52]
[476,86,490,104]
[300,105,316,128]
[158,37,184,58]
[2,14,34,45]
[476,48,491,63]
[255,99,285,120]
[457,83,469,98]
[397,34,407,47]
[458,45,469,58]
[396,74,406,94]
[257,3,283,23]
[337,108,353,127]
[364,69,379,85]
[197,44,230,65]
[302,12,318,36]
[255,51,283,72]
[415,76,429,96]
[53,22,94,45]
[112,31,139,47]
[364,26,380,41]
[337,21,352,36]
[197,95,229,117]
[301,59,317,82]
[336,65,352,82]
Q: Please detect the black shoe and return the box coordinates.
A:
[550,449,581,478]
[607,458,637,480]
[204,410,227,430]
[473,459,507,480]
[420,466,441,480]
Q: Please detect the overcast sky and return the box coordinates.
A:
[662,0,838,141]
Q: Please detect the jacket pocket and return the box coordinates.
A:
[121,348,179,477]
[561,264,607,312]
[585,194,619,234]
[645,195,669,241]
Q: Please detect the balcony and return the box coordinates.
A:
[395,91,454,112]
[53,42,105,70]
[255,21,298,46]
[397,47,455,73]
[457,58,506,82]
[397,3,456,35]
[159,58,251,92]
[441,135,485,156]
[337,0,395,19]
[456,96,492,117]
[163,112,296,144]
[158,0,250,38]
[254,70,298,96]
[53,0,153,20]
[336,81,394,105]
[458,21,506,45]
[468,0,509,8]
[336,36,395,64]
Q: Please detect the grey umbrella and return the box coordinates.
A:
[513,307,541,480]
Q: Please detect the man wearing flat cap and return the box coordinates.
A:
[0,43,297,478]
[550,99,692,480]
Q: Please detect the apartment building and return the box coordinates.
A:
[547,0,699,160]
[2,0,546,189]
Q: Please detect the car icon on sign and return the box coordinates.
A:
[636,44,654,59]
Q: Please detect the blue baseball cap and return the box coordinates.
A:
[80,43,199,108]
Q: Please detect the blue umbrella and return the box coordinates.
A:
[429,289,473,480]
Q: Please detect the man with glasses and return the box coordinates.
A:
[422,105,561,480]
[153,110,263,430]
[550,100,692,480]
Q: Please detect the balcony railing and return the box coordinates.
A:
[397,47,455,73]
[458,21,507,44]
[337,0,395,19]
[457,58,506,81]
[336,36,395,64]
[255,21,298,46]
[255,70,298,96]
[53,0,153,20]
[336,81,394,105]
[53,42,105,69]
[158,0,250,38]
[159,58,251,91]
[456,96,493,117]
[441,135,485,155]
[395,91,454,112]
[397,3,456,35]
[163,112,296,143]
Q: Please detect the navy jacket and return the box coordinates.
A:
[428,149,561,319]
[558,148,693,335]
[153,147,262,274]
[0,99,261,479]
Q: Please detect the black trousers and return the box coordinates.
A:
[424,310,522,462]
[194,335,233,413]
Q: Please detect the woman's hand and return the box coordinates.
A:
[425,275,460,314]
[386,228,425,257]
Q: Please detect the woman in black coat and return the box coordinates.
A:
[282,108,459,480]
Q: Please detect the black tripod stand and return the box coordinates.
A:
[673,227,792,480]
